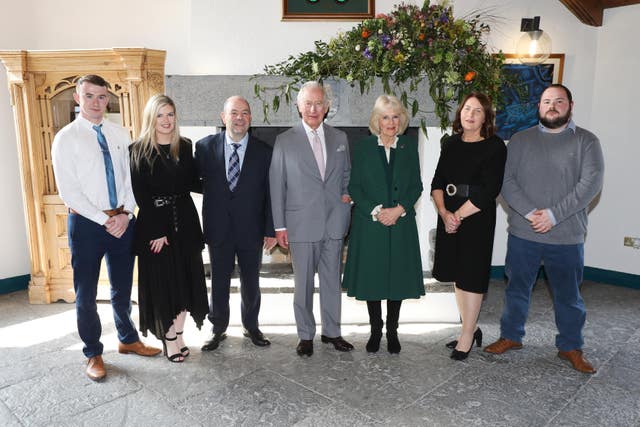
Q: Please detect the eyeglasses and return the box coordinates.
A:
[302,101,327,110]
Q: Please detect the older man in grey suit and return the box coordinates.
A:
[270,81,353,356]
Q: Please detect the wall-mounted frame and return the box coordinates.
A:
[283,0,375,21]
[496,53,565,141]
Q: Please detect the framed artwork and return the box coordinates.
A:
[496,54,565,141]
[283,0,375,21]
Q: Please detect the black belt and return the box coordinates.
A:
[152,193,188,208]
[445,183,477,198]
[152,193,189,232]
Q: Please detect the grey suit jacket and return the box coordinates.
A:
[269,123,351,243]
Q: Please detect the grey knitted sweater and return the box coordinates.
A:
[501,124,604,244]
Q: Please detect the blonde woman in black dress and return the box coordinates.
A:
[130,94,209,362]
[431,92,506,360]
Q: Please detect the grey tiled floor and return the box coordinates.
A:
[0,279,639,426]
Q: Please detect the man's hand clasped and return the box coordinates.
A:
[527,209,554,234]
[105,213,130,239]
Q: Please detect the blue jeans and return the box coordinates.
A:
[500,234,586,351]
[68,213,139,358]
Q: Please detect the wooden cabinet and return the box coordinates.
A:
[0,48,166,303]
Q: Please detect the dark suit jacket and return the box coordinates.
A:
[195,131,275,249]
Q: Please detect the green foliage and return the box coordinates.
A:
[253,0,507,134]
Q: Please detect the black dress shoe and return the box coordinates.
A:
[201,332,227,351]
[243,329,271,347]
[296,340,313,357]
[320,335,354,352]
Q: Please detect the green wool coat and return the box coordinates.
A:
[343,135,425,301]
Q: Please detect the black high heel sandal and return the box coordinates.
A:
[176,331,189,357]
[163,335,185,363]
[450,327,483,361]
[445,327,483,349]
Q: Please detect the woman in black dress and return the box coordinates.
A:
[130,94,209,362]
[431,92,506,360]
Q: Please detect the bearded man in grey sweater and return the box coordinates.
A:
[484,84,604,374]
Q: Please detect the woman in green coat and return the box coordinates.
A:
[343,95,424,354]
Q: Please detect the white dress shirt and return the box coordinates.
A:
[51,115,136,225]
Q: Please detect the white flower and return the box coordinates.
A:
[355,45,361,51]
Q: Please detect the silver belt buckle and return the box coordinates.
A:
[446,183,457,196]
[154,199,166,207]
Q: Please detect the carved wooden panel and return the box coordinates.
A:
[0,48,166,304]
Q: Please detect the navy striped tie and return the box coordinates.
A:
[228,143,241,191]
[92,124,118,209]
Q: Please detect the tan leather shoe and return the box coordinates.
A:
[558,349,596,374]
[118,340,161,357]
[86,355,106,381]
[483,337,523,354]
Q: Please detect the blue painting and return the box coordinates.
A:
[496,62,555,140]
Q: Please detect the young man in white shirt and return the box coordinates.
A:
[52,75,160,382]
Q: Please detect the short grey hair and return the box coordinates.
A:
[296,81,331,107]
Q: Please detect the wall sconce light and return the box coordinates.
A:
[516,16,552,65]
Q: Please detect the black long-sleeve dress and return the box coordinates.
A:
[431,133,507,293]
[130,138,209,340]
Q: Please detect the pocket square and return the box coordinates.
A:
[336,145,346,152]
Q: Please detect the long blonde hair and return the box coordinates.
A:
[131,94,181,170]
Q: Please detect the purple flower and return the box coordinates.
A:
[440,12,449,24]
[363,47,373,60]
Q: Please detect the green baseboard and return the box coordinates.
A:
[490,266,639,289]
[0,274,30,295]
[583,267,639,289]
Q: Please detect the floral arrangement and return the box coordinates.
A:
[254,0,507,133]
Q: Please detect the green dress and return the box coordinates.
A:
[343,135,425,301]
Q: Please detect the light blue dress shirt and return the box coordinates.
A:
[224,131,249,173]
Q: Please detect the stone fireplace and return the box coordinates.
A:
[166,75,443,273]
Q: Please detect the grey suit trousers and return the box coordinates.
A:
[289,238,344,340]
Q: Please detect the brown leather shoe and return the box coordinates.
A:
[118,340,161,357]
[483,337,523,354]
[558,349,596,374]
[86,355,106,381]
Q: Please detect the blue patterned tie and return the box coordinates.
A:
[228,143,241,191]
[92,124,118,209]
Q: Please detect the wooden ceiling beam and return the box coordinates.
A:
[559,0,603,26]
[601,0,640,8]
[559,0,640,26]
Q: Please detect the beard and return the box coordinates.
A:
[539,107,572,129]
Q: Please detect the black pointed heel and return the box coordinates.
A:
[446,327,482,349]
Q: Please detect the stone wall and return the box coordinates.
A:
[166,75,438,128]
